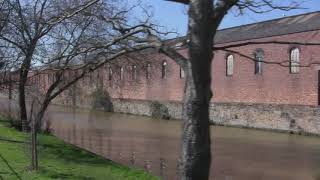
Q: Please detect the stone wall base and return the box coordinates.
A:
[106,99,320,135]
[7,88,320,135]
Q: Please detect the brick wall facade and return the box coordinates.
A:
[25,29,320,107]
[8,22,319,135]
[213,30,320,106]
[65,30,320,106]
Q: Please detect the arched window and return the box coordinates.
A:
[132,65,137,80]
[97,69,100,79]
[180,67,185,79]
[97,69,103,81]
[89,72,93,82]
[254,49,264,74]
[70,71,74,78]
[146,63,151,79]
[162,61,167,79]
[120,66,124,80]
[226,54,234,76]
[48,74,53,84]
[37,75,40,84]
[52,73,56,82]
[108,66,113,81]
[290,48,300,73]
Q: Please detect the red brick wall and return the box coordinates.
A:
[104,53,186,102]
[103,30,320,106]
[43,30,320,107]
[213,30,320,106]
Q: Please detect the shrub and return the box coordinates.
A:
[91,88,114,112]
[150,101,170,120]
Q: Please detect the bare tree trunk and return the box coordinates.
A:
[29,100,38,171]
[72,84,77,107]
[179,0,214,179]
[8,73,12,100]
[30,100,49,171]
[31,115,38,171]
[19,77,28,131]
[19,54,34,132]
[8,73,12,123]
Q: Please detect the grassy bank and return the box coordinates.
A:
[0,119,157,180]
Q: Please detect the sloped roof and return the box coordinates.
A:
[215,11,320,44]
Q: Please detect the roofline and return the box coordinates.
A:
[215,28,320,45]
[217,10,320,32]
[167,11,320,45]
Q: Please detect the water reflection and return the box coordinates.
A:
[1,99,320,180]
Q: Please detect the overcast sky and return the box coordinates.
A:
[130,0,320,36]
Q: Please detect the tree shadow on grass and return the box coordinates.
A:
[38,139,125,170]
[40,168,95,180]
[0,153,22,180]
[36,141,135,179]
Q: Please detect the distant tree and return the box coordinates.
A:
[0,0,162,171]
[0,0,10,34]
[0,0,100,132]
[0,1,11,85]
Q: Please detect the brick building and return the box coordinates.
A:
[21,11,320,107]
[6,11,320,135]
[95,11,320,106]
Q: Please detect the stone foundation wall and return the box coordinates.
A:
[5,85,320,135]
[108,99,320,135]
[51,86,320,135]
[209,103,320,135]
[111,99,182,119]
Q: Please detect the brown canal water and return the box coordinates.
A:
[1,99,320,180]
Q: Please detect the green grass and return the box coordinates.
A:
[0,119,158,180]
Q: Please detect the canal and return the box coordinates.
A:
[1,100,320,179]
